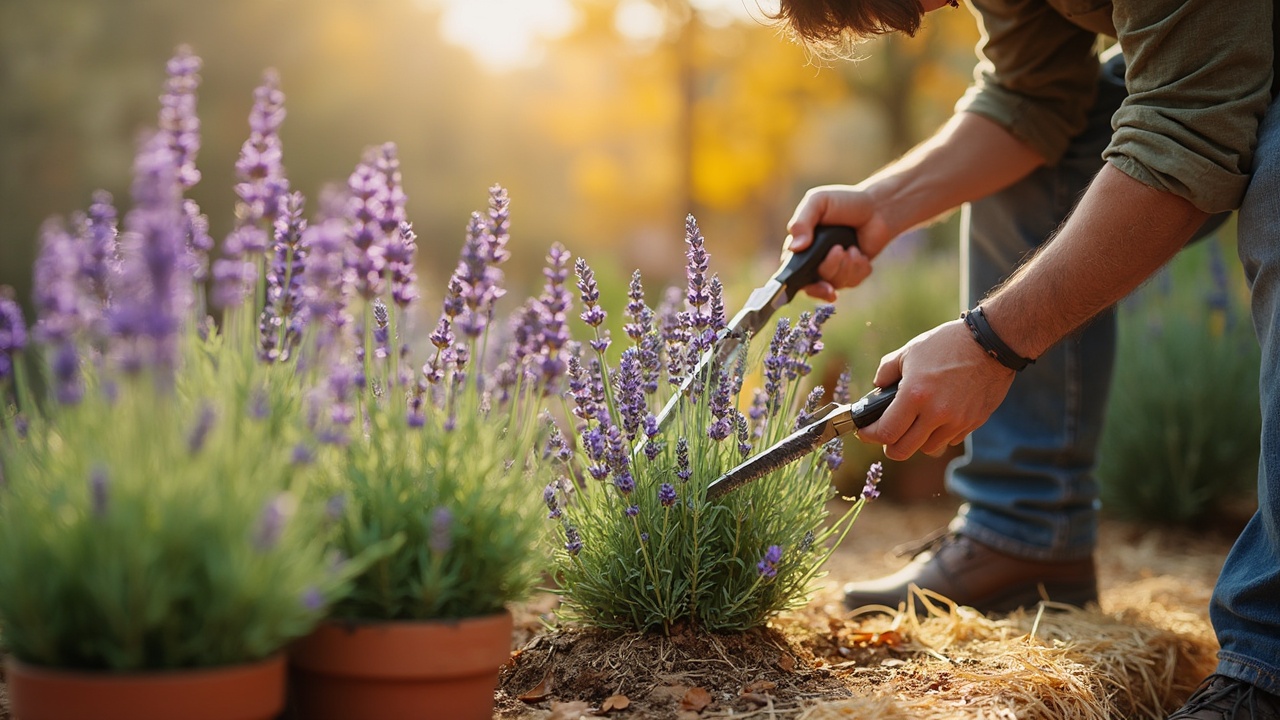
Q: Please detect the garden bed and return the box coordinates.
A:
[497,497,1239,720]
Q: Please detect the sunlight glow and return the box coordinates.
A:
[432,0,577,71]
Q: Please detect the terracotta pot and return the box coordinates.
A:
[5,654,285,720]
[288,610,512,720]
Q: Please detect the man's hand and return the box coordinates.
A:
[783,185,895,300]
[856,319,1016,459]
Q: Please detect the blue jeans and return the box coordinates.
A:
[947,54,1127,562]
[1211,88,1280,696]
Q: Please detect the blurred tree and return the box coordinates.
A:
[0,0,978,323]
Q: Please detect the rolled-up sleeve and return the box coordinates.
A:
[1106,1,1273,213]
[956,0,1100,164]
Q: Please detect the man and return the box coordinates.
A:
[772,0,1280,717]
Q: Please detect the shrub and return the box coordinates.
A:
[544,217,881,634]
[1097,233,1261,523]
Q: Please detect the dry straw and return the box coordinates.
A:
[798,584,1218,720]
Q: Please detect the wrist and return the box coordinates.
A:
[961,306,1035,372]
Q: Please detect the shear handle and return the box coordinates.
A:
[774,225,860,298]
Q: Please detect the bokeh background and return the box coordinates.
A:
[2,0,1258,520]
[0,0,978,312]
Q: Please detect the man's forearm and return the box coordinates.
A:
[863,112,1046,237]
[981,163,1210,358]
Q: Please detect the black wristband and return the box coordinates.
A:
[961,306,1035,372]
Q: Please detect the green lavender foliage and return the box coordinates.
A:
[1097,233,1261,523]
[0,327,358,671]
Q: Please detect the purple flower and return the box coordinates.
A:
[301,587,325,612]
[388,221,419,310]
[684,215,711,318]
[50,342,82,405]
[676,437,691,482]
[834,369,852,404]
[0,296,27,383]
[564,525,583,555]
[640,532,650,543]
[822,439,844,472]
[259,191,308,363]
[78,191,120,310]
[325,493,346,521]
[861,461,884,501]
[658,482,677,507]
[708,276,727,333]
[762,318,791,415]
[89,466,109,517]
[735,411,753,458]
[575,258,606,328]
[617,348,646,440]
[625,504,639,517]
[451,188,511,338]
[33,218,88,346]
[158,46,202,191]
[215,70,289,310]
[544,482,562,519]
[292,443,315,465]
[795,386,826,429]
[429,507,453,554]
[183,199,212,282]
[346,155,388,301]
[372,298,391,361]
[187,403,216,454]
[757,544,783,578]
[624,271,653,342]
[533,243,572,387]
[109,131,191,376]
[615,471,636,496]
[254,494,295,551]
[234,69,288,231]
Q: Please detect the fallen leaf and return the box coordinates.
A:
[518,674,553,703]
[844,630,903,648]
[600,694,630,712]
[548,700,593,720]
[743,679,777,694]
[777,654,796,673]
[741,692,771,707]
[680,686,712,712]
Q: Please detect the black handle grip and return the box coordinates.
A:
[852,381,898,429]
[773,225,860,297]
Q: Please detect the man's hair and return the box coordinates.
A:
[767,0,925,53]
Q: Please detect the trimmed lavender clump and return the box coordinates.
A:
[545,217,879,634]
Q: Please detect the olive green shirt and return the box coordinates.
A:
[955,0,1274,213]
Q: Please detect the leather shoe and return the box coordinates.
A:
[1168,675,1280,719]
[842,531,1098,614]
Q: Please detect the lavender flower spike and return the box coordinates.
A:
[564,525,584,556]
[254,493,297,551]
[159,46,203,190]
[89,466,109,517]
[861,461,884,501]
[429,507,453,554]
[658,483,678,507]
[575,258,606,328]
[0,294,28,383]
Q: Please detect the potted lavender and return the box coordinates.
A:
[542,216,882,634]
[0,49,360,720]
[286,183,550,720]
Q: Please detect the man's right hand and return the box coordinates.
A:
[783,184,894,300]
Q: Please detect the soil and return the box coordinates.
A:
[497,495,1249,720]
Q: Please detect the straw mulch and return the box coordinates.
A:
[499,576,1218,720]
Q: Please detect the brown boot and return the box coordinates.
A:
[841,532,1098,614]
[1168,675,1280,719]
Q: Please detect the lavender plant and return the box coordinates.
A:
[0,48,362,670]
[544,217,880,633]
[306,180,548,621]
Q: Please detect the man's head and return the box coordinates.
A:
[768,0,952,55]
